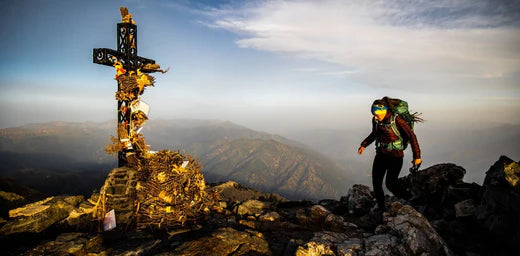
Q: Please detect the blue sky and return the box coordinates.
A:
[1,0,519,132]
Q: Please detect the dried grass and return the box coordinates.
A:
[95,63,217,231]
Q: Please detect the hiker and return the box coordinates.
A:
[358,97,422,211]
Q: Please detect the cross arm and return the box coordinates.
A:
[93,48,121,67]
[94,48,156,70]
[136,56,156,69]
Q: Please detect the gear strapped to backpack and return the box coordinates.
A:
[375,98,417,151]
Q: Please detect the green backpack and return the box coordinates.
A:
[378,98,417,150]
[390,99,415,129]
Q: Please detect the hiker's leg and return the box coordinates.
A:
[372,154,387,210]
[385,156,412,200]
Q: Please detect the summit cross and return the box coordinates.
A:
[93,7,156,167]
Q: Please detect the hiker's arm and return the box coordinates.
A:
[360,118,377,150]
[396,116,421,160]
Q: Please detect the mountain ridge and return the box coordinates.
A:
[0,119,352,200]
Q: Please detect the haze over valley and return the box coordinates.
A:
[1,119,518,200]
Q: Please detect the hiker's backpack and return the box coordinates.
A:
[378,98,416,150]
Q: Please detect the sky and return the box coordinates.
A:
[0,0,519,133]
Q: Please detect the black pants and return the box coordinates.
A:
[372,153,412,210]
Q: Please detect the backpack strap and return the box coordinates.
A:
[389,114,403,143]
[376,114,405,151]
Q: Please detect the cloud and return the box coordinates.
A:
[203,0,520,92]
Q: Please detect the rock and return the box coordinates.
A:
[344,184,375,216]
[58,200,96,230]
[364,234,398,256]
[259,211,280,222]
[295,241,335,256]
[239,219,257,229]
[236,199,271,216]
[374,224,391,234]
[296,208,312,224]
[475,156,520,255]
[0,195,83,236]
[210,181,287,203]
[166,227,271,255]
[0,191,26,218]
[454,199,476,217]
[402,164,466,202]
[351,209,384,231]
[336,238,363,256]
[311,231,350,245]
[283,239,306,256]
[296,231,351,256]
[212,201,228,214]
[318,199,348,215]
[310,205,330,221]
[226,216,237,226]
[118,239,163,256]
[0,178,46,205]
[8,197,54,218]
[324,213,347,230]
[167,225,203,239]
[400,163,482,219]
[301,205,353,232]
[92,167,138,230]
[383,202,454,256]
[22,232,105,256]
[483,155,520,193]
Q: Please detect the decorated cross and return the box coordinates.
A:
[93,7,166,167]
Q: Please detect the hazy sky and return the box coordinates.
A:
[1,0,519,133]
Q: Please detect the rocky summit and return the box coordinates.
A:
[1,155,519,256]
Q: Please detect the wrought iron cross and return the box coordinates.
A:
[93,11,155,167]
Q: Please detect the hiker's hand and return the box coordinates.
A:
[358,146,365,155]
[413,159,422,166]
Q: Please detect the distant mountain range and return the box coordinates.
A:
[281,124,520,184]
[0,120,353,200]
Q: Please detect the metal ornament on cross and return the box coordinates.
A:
[93,7,159,167]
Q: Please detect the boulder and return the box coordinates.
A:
[483,155,520,193]
[58,200,96,230]
[296,231,349,256]
[21,232,105,256]
[209,181,287,203]
[310,205,331,222]
[454,199,476,218]
[364,234,399,256]
[476,156,520,255]
[400,163,482,219]
[166,227,271,256]
[236,199,272,216]
[300,205,356,232]
[318,199,348,215]
[117,239,164,256]
[0,195,83,236]
[259,211,281,222]
[0,191,26,218]
[383,202,454,256]
[343,184,375,216]
[0,178,46,211]
[296,241,335,256]
[336,238,363,256]
[239,219,257,229]
[403,164,465,202]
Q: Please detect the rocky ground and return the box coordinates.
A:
[1,156,519,256]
